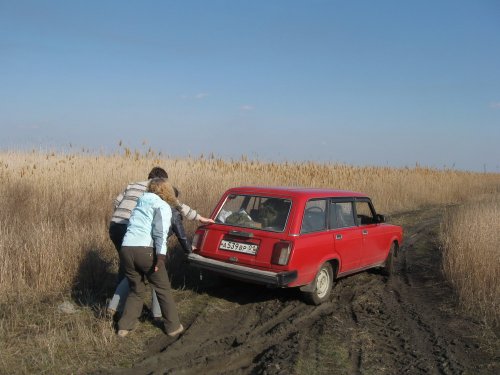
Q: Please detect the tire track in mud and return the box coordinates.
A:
[114,295,335,374]
[104,207,498,375]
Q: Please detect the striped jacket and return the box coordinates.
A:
[111,180,200,224]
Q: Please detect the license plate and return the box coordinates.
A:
[219,240,259,255]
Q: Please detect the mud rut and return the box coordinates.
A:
[107,207,498,375]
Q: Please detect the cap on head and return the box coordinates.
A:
[148,167,168,179]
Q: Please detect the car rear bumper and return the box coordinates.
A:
[187,253,298,287]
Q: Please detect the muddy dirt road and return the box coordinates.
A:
[104,207,499,374]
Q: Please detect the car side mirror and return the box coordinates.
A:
[375,214,385,223]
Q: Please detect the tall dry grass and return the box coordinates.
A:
[0,149,499,373]
[0,150,499,297]
[440,197,500,326]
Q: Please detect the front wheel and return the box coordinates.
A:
[302,262,334,305]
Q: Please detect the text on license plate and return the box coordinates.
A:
[219,240,258,255]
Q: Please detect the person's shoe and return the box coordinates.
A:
[106,308,116,319]
[117,329,130,337]
[167,324,184,337]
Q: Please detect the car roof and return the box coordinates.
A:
[226,186,369,199]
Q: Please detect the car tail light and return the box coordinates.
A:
[271,241,292,265]
[192,229,206,251]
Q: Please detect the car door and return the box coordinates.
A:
[329,199,363,272]
[298,199,332,278]
[354,199,387,266]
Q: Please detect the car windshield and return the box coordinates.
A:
[216,194,292,232]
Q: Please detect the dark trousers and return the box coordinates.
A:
[118,246,180,332]
[109,222,128,281]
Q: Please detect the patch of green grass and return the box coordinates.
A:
[295,324,351,375]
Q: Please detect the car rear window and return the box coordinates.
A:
[215,194,292,232]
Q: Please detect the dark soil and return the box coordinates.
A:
[100,207,499,374]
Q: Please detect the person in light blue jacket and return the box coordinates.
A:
[108,187,192,319]
[117,178,184,338]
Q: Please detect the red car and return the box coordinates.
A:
[188,187,403,304]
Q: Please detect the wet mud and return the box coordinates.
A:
[102,207,499,374]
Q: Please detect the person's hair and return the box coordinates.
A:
[148,178,177,206]
[148,167,168,180]
[173,186,180,198]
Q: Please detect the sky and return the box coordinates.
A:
[1,0,499,171]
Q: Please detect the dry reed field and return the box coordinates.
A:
[441,197,500,327]
[0,149,499,373]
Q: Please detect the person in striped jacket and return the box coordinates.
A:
[108,167,213,287]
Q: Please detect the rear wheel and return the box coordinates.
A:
[303,262,334,305]
[383,242,396,276]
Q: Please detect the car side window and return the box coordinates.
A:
[330,202,356,229]
[355,201,375,225]
[301,199,327,233]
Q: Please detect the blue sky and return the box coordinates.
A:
[1,0,499,171]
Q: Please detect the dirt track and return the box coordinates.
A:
[103,207,499,374]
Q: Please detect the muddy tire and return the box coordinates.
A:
[302,262,334,305]
[383,242,396,276]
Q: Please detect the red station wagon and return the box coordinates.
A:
[188,187,403,304]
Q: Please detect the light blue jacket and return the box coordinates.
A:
[122,192,172,255]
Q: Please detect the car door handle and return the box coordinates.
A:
[362,230,368,235]
[335,234,342,240]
